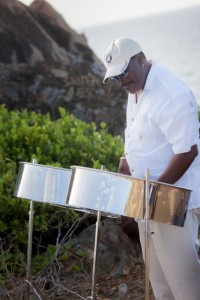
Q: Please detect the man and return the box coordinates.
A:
[103,37,200,300]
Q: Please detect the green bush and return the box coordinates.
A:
[0,105,123,279]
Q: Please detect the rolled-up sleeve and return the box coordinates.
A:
[155,90,199,154]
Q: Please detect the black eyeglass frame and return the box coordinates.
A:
[110,69,128,82]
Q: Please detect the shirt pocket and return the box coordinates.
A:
[125,118,154,152]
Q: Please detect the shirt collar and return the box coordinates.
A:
[143,62,158,91]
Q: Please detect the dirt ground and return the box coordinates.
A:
[94,261,155,300]
[0,260,155,300]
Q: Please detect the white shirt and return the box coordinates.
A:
[124,63,200,210]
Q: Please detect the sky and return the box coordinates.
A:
[19,0,200,31]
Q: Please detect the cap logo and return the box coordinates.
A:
[106,53,112,64]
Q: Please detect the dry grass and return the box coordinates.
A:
[0,259,155,300]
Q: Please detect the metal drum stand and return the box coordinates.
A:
[15,162,190,300]
[144,168,150,300]
[26,159,42,300]
[90,165,106,300]
[14,161,73,300]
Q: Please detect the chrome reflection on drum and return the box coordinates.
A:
[147,182,190,227]
[67,166,145,217]
[14,162,71,206]
[67,166,191,227]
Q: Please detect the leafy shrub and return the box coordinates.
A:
[0,105,123,279]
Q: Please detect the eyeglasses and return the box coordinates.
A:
[110,69,128,82]
[109,55,138,82]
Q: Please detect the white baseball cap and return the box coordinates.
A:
[103,37,142,84]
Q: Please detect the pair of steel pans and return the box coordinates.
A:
[14,162,191,227]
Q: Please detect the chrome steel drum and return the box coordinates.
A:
[67,166,191,226]
[14,162,72,206]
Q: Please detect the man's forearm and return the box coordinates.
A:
[157,145,198,184]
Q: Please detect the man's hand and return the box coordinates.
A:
[118,158,131,175]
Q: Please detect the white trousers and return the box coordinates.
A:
[138,208,200,300]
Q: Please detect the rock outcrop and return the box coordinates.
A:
[76,218,141,278]
[0,0,127,135]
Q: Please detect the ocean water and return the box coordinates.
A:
[83,6,200,105]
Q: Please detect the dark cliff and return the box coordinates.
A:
[0,0,127,135]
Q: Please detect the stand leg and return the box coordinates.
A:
[145,169,150,300]
[91,210,101,300]
[26,200,34,299]
[90,165,105,300]
[26,159,42,300]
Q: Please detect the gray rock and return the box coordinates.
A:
[76,218,141,278]
[0,0,127,135]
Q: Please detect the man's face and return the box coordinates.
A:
[119,54,146,94]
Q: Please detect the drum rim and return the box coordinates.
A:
[19,161,70,172]
[70,165,191,192]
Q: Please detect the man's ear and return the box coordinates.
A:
[137,53,144,67]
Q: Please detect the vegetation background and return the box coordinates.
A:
[0,104,123,283]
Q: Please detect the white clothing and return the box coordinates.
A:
[124,63,200,299]
[138,209,200,300]
[124,63,200,210]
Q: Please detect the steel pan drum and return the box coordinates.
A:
[66,166,191,226]
[14,162,72,206]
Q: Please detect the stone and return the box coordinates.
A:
[76,218,141,278]
[0,0,127,136]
